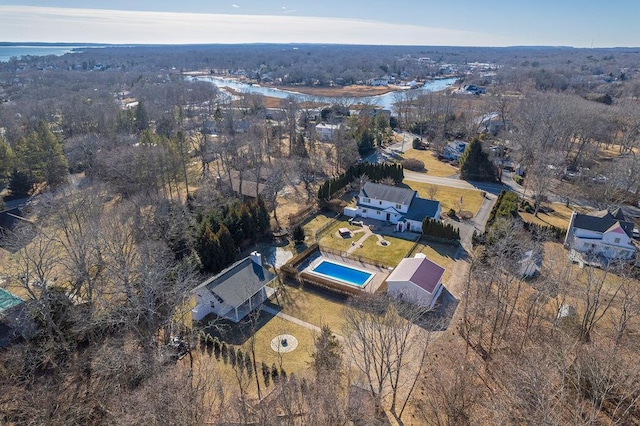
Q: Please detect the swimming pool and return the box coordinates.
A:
[310,260,375,287]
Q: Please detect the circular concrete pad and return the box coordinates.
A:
[270,334,298,353]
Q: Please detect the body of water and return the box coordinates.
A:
[0,45,87,62]
[191,75,457,110]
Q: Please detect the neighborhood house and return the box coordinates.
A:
[191,252,275,323]
[315,123,342,141]
[344,182,441,232]
[564,209,636,261]
[385,254,445,309]
[442,140,468,161]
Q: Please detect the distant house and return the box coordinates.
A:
[564,209,636,261]
[368,77,390,86]
[442,140,468,161]
[386,254,445,309]
[344,182,440,232]
[461,85,486,95]
[477,112,509,134]
[519,250,542,278]
[192,252,275,323]
[315,123,342,141]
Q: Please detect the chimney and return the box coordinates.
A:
[250,251,262,266]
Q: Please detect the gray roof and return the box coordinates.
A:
[573,210,633,237]
[359,182,415,206]
[404,197,440,221]
[195,257,275,308]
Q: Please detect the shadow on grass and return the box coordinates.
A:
[199,309,277,346]
[416,288,458,332]
[274,280,350,313]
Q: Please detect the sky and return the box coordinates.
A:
[1,1,639,47]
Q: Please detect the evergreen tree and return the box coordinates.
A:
[311,325,342,377]
[14,121,68,189]
[135,101,150,133]
[9,169,35,197]
[292,225,305,244]
[459,138,496,182]
[0,138,14,183]
[216,224,237,266]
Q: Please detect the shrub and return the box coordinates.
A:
[292,225,305,244]
[400,158,425,172]
[448,208,457,218]
[514,174,524,185]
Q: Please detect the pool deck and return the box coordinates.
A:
[298,250,390,294]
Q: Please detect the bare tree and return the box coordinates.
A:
[343,294,433,420]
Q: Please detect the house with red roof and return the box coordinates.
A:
[564,208,636,261]
[385,254,445,309]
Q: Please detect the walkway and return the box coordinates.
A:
[346,226,372,254]
[261,305,323,333]
[261,305,345,341]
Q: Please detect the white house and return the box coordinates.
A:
[315,123,342,141]
[386,254,445,309]
[344,182,440,232]
[442,140,468,161]
[564,209,636,261]
[191,252,275,323]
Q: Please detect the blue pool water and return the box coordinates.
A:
[311,260,374,287]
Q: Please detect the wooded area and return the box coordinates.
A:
[0,43,639,424]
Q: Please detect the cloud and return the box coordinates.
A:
[0,5,509,46]
[231,4,240,8]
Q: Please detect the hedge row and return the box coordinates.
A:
[317,163,404,200]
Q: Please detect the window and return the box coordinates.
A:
[379,201,382,205]
[362,209,367,213]
[362,197,370,203]
[614,237,621,244]
[377,211,380,215]
[396,204,402,209]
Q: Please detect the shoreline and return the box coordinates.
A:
[184,71,425,98]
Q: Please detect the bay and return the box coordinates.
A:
[0,45,88,62]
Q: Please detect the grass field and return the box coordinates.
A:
[358,234,418,266]
[317,219,368,252]
[518,202,581,229]
[238,314,314,375]
[405,181,485,216]
[301,212,336,239]
[271,284,350,333]
[398,148,458,177]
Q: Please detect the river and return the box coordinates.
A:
[190,75,457,110]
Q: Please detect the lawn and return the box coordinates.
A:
[301,212,336,238]
[399,148,458,177]
[270,283,350,333]
[317,219,368,252]
[357,234,418,266]
[239,314,315,376]
[405,181,485,217]
[518,202,580,229]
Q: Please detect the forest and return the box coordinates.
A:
[0,44,639,424]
